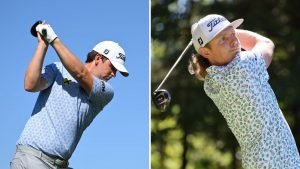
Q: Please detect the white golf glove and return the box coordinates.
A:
[36,23,57,43]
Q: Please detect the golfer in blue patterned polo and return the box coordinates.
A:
[188,14,300,168]
[10,22,129,169]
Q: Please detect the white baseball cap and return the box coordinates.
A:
[191,14,243,52]
[93,41,129,77]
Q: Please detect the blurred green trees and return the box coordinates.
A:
[151,0,300,169]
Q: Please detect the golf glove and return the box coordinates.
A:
[36,23,57,43]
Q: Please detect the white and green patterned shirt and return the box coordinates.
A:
[204,51,300,169]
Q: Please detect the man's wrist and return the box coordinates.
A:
[37,41,49,49]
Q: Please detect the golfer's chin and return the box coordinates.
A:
[229,49,241,58]
[231,47,241,55]
[226,51,239,64]
[99,76,109,82]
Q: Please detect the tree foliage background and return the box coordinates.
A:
[151,0,300,169]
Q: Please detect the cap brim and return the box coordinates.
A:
[120,71,129,77]
[209,18,244,44]
[110,61,129,77]
[230,18,244,29]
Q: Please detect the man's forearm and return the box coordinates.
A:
[51,38,93,95]
[236,29,256,50]
[24,42,48,92]
[236,29,274,67]
[236,29,273,50]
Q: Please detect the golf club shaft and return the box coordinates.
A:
[155,40,193,91]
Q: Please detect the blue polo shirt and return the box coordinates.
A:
[17,62,114,160]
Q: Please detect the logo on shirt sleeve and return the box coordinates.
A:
[63,78,72,85]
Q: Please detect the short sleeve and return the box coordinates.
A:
[41,63,58,87]
[246,50,267,69]
[243,50,270,81]
[88,76,114,110]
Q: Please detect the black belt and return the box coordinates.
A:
[16,145,69,168]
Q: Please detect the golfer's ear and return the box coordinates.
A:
[199,47,210,59]
[94,54,102,65]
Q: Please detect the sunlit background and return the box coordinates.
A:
[151,0,300,169]
[0,1,149,169]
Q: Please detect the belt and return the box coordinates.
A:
[16,145,69,168]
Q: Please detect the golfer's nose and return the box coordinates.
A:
[111,70,116,77]
[230,35,239,47]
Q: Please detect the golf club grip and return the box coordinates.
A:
[42,29,47,37]
[155,40,193,91]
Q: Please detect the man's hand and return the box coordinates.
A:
[36,23,57,44]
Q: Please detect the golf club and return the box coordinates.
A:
[152,40,193,112]
[30,20,47,38]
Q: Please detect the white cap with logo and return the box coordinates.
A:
[191,14,243,52]
[93,41,129,77]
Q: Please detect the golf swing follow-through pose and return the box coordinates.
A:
[187,14,300,168]
[10,21,129,169]
[153,13,300,168]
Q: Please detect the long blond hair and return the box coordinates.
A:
[188,53,211,81]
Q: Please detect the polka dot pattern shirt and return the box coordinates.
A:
[17,62,114,160]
